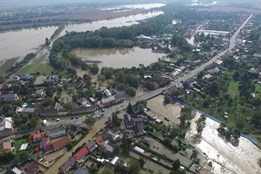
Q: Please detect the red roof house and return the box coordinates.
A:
[52,136,71,152]
[29,132,45,142]
[95,136,104,145]
[73,147,89,162]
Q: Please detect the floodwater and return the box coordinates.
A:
[0,26,58,61]
[0,11,163,63]
[61,11,164,35]
[147,95,181,125]
[187,112,261,174]
[73,47,166,68]
[101,3,166,11]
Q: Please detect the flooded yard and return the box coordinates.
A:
[187,112,261,174]
[147,95,181,125]
[73,47,166,68]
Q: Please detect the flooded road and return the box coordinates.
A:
[73,47,166,68]
[187,112,261,174]
[44,118,106,174]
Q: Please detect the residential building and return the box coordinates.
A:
[29,132,45,142]
[124,114,135,129]
[69,124,82,136]
[52,136,71,152]
[22,161,39,174]
[59,157,76,174]
[0,93,19,102]
[86,140,98,153]
[47,127,66,139]
[0,141,15,155]
[0,117,14,138]
[73,147,89,162]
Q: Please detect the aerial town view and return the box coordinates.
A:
[0,0,260,174]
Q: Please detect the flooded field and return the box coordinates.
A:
[0,26,58,62]
[187,112,261,174]
[73,47,165,68]
[0,10,163,64]
[147,95,181,125]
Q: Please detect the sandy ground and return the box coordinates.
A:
[187,112,261,174]
[147,95,181,125]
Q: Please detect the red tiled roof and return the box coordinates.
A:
[44,143,53,152]
[52,136,70,150]
[73,147,89,161]
[95,136,104,144]
[29,132,45,141]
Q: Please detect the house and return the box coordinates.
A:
[202,74,213,81]
[21,108,36,116]
[95,136,104,145]
[98,142,114,153]
[86,140,98,153]
[0,93,19,102]
[39,137,50,150]
[101,96,116,108]
[59,157,76,174]
[73,147,89,162]
[133,119,145,136]
[45,75,60,85]
[33,89,45,98]
[1,83,11,90]
[0,117,14,138]
[9,75,20,83]
[52,136,71,152]
[104,89,112,98]
[0,141,15,155]
[39,109,58,117]
[47,127,66,139]
[208,67,220,75]
[143,110,157,120]
[11,167,24,174]
[22,161,39,174]
[29,132,45,142]
[124,114,135,129]
[74,168,89,174]
[77,98,92,107]
[20,74,33,81]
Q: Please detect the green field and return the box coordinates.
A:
[17,55,54,75]
[228,81,239,97]
[14,138,27,151]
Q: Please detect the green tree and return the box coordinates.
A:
[90,64,99,74]
[129,159,141,174]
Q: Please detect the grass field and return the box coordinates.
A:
[17,55,54,75]
[227,81,239,97]
[14,138,27,151]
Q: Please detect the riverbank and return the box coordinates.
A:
[0,58,19,74]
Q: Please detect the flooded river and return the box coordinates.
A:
[73,47,166,68]
[0,11,163,63]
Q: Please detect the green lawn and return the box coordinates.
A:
[255,84,261,94]
[17,55,54,75]
[227,81,239,97]
[14,138,28,151]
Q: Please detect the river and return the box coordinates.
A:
[0,10,163,64]
[73,47,166,68]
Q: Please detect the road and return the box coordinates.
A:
[3,13,252,173]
